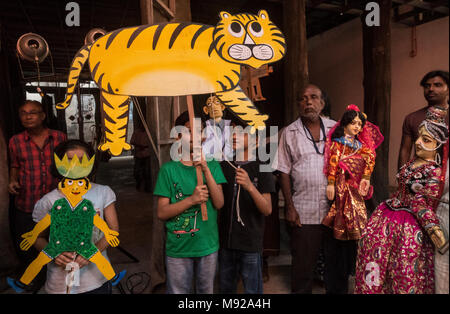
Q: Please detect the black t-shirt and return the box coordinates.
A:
[219,160,276,253]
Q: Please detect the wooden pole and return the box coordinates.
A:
[186,95,208,221]
[361,0,392,206]
[132,96,161,166]
[140,0,154,24]
[283,0,309,125]
[76,81,84,141]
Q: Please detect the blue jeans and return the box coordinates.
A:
[166,251,218,294]
[81,281,112,294]
[218,248,263,294]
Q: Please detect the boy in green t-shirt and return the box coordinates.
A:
[154,111,226,294]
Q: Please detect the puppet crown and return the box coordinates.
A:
[54,153,95,179]
[419,106,449,144]
[346,104,367,119]
[426,106,447,125]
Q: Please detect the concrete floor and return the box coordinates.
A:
[3,156,355,294]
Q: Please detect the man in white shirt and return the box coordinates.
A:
[278,84,351,294]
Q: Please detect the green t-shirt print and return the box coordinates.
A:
[153,160,227,258]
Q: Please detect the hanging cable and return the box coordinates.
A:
[132,96,161,166]
[409,25,417,58]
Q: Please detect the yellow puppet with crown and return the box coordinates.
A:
[7,152,125,293]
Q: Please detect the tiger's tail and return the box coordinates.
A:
[56,44,92,109]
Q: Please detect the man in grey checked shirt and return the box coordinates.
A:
[277,84,353,294]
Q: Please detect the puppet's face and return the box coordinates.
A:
[58,178,91,207]
[214,10,286,69]
[203,96,225,121]
[56,147,93,207]
[415,126,438,160]
[344,116,363,137]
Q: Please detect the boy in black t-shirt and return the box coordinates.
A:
[218,123,275,294]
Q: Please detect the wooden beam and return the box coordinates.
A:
[361,0,392,205]
[308,0,328,8]
[308,0,364,14]
[283,0,309,124]
[154,0,175,20]
[392,0,449,14]
[173,96,180,125]
[169,0,176,16]
[133,96,161,166]
[186,95,208,221]
[429,0,449,9]
[24,85,97,94]
[394,7,426,22]
[140,0,154,24]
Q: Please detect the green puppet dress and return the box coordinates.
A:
[43,198,99,260]
[7,152,126,293]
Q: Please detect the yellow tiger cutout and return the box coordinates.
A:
[57,10,286,156]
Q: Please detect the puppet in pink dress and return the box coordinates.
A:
[322,105,384,241]
[354,106,449,294]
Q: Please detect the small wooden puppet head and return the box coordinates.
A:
[203,95,225,123]
[54,147,95,207]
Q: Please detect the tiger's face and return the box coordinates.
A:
[213,10,286,69]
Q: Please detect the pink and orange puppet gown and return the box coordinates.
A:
[354,106,448,294]
[322,105,384,240]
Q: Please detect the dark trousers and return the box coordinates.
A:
[81,281,112,294]
[134,157,152,192]
[290,224,356,294]
[219,248,263,294]
[10,208,46,288]
[10,209,39,271]
[322,228,357,294]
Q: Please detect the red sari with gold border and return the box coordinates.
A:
[322,139,375,240]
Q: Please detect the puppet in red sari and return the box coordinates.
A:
[322,105,384,241]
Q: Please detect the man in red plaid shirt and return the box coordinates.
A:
[8,100,67,285]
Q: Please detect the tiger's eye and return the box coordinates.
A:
[230,22,242,33]
[251,22,262,33]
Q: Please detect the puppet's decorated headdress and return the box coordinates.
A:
[419,106,449,145]
[54,153,95,179]
[346,104,367,120]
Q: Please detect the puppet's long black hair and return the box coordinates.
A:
[331,110,367,140]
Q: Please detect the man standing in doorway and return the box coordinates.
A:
[398,70,449,169]
[8,100,66,287]
[130,123,152,193]
[277,84,347,293]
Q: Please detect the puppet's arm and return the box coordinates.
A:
[361,146,376,180]
[93,214,120,247]
[359,146,376,196]
[327,142,341,185]
[412,168,448,254]
[20,214,51,251]
[326,142,341,201]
